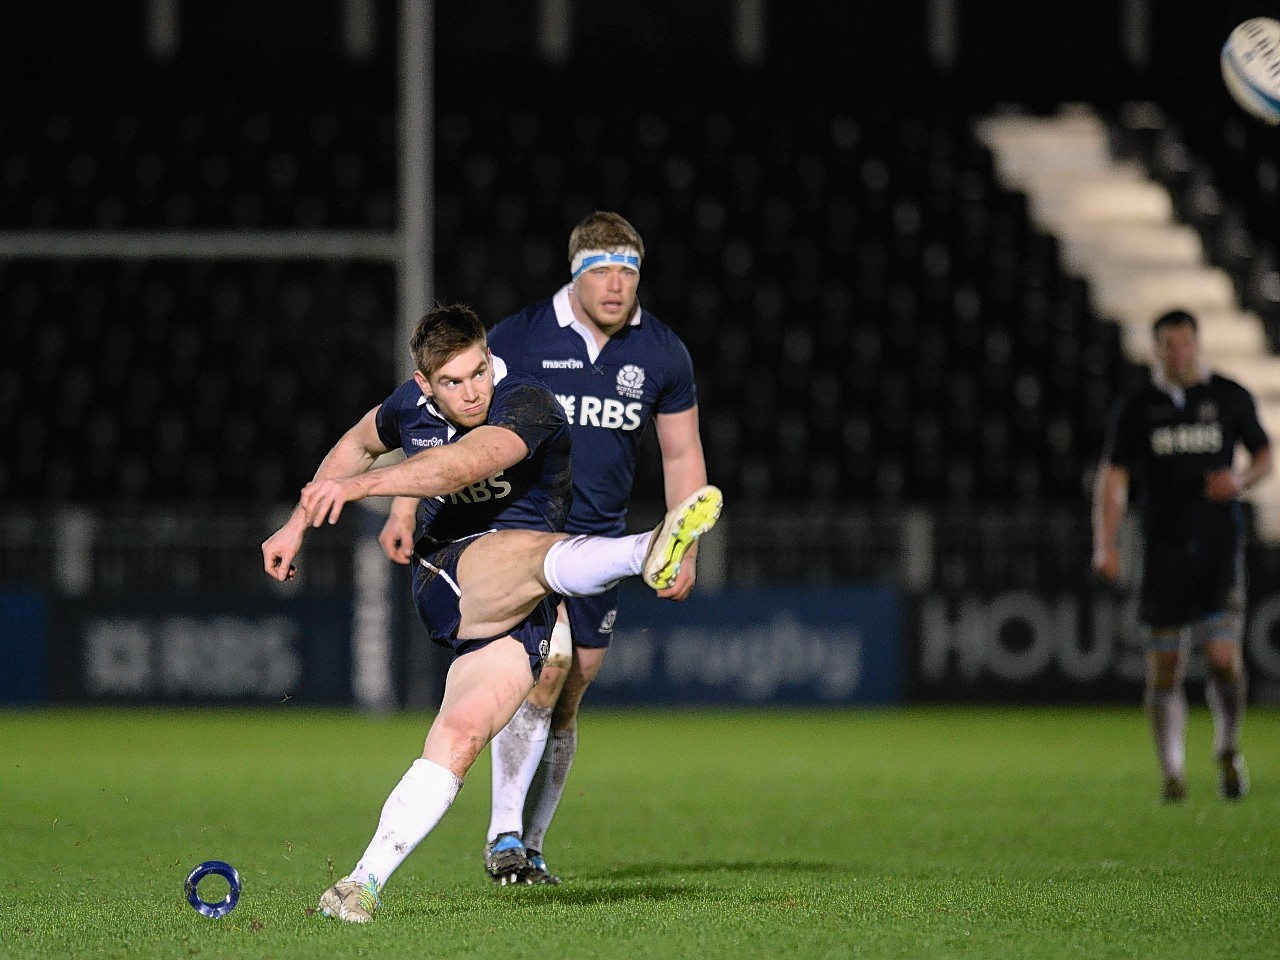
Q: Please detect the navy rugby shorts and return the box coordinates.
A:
[1140,527,1244,630]
[564,585,621,649]
[411,532,556,676]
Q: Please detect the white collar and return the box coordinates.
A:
[1151,362,1209,410]
[552,284,640,364]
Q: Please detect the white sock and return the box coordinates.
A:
[524,726,578,854]
[349,758,463,889]
[543,532,649,597]
[546,619,573,669]
[486,700,552,842]
[1205,674,1246,756]
[1147,686,1187,780]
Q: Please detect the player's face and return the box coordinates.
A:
[1155,323,1201,387]
[572,264,640,335]
[416,344,495,429]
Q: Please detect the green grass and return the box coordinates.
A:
[2,705,1277,959]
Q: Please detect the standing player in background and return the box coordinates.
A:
[380,211,709,884]
[262,303,722,922]
[1092,309,1272,802]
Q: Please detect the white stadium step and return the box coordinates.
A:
[1058,222,1204,278]
[1090,265,1238,327]
[1213,355,1280,398]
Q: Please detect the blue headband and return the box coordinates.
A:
[570,249,642,280]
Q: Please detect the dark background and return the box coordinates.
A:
[4,1,1280,707]
[3,0,1278,508]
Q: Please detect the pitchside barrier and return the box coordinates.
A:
[4,502,1280,707]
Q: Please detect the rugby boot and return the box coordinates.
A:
[1161,774,1187,803]
[643,485,723,589]
[1218,749,1249,800]
[317,874,381,923]
[484,831,531,885]
[523,850,562,885]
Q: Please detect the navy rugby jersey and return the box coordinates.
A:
[1102,372,1269,535]
[373,358,572,542]
[487,285,698,537]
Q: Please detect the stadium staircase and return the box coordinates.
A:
[975,103,1280,541]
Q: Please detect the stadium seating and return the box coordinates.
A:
[0,72,1188,512]
[0,258,395,501]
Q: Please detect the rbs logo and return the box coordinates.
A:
[1150,423,1223,456]
[556,394,643,431]
[446,471,513,504]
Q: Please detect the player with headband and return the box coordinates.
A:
[380,211,709,884]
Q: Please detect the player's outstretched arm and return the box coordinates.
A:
[262,524,304,582]
[263,406,390,575]
[379,496,419,564]
[302,424,531,527]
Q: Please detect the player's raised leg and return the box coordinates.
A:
[531,485,722,600]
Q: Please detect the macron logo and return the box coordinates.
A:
[542,359,585,369]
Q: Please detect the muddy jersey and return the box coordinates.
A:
[487,285,697,536]
[374,359,572,542]
[1101,372,1269,539]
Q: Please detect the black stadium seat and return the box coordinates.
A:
[0,69,1140,507]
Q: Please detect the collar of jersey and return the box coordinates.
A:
[1151,362,1209,398]
[1150,362,1209,411]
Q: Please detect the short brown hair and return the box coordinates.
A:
[409,303,487,377]
[1153,309,1198,336]
[567,210,645,266]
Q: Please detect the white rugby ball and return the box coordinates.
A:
[1221,17,1280,125]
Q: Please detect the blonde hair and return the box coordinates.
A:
[567,211,645,267]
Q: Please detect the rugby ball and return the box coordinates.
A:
[1221,18,1280,125]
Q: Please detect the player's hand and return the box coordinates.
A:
[378,507,416,564]
[656,552,697,601]
[1092,543,1120,582]
[1204,467,1243,502]
[261,525,303,582]
[300,477,366,526]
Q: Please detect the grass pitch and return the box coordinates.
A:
[2,705,1277,959]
